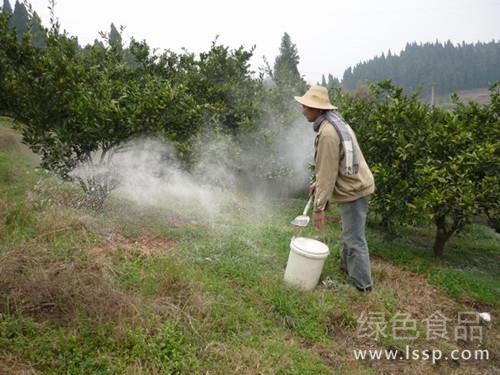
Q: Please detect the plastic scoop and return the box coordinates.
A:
[291,196,313,227]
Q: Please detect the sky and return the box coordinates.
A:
[16,0,500,83]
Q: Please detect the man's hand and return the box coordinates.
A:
[308,182,316,196]
[313,211,325,229]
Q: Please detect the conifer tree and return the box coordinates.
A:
[273,32,306,91]
[93,38,105,50]
[1,0,12,15]
[109,23,122,49]
[341,40,500,96]
[10,0,29,37]
[30,11,46,48]
[328,74,340,89]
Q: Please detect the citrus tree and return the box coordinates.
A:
[1,14,267,208]
[2,22,200,208]
[453,83,500,233]
[332,82,428,231]
[332,81,499,256]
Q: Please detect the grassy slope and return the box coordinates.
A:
[369,225,500,308]
[0,118,498,374]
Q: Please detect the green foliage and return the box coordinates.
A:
[327,73,340,89]
[0,14,18,113]
[0,1,46,48]
[342,40,500,97]
[452,83,500,233]
[333,81,499,255]
[108,22,122,50]
[365,82,428,228]
[29,11,46,48]
[9,0,29,38]
[2,5,497,256]
[270,32,307,120]
[1,17,266,206]
[2,14,315,204]
[273,32,305,90]
[410,84,499,254]
[332,82,425,229]
[413,107,476,254]
[1,0,12,15]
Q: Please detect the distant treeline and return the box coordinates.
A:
[1,0,46,47]
[335,40,500,96]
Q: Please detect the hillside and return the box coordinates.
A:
[436,88,492,106]
[338,40,500,97]
[1,118,499,374]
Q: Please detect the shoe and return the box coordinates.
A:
[355,285,372,293]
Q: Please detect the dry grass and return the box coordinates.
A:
[200,340,299,375]
[0,121,22,151]
[0,122,39,164]
[0,199,7,215]
[121,364,168,375]
[314,258,500,374]
[372,258,460,321]
[0,352,37,375]
[0,245,140,324]
[34,210,89,239]
[0,133,21,152]
[0,242,208,330]
[0,199,7,239]
[0,195,209,340]
[25,177,86,212]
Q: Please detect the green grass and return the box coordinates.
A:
[0,317,201,374]
[369,224,500,307]
[0,118,498,374]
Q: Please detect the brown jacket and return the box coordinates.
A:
[314,119,375,211]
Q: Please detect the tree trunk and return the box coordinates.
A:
[433,215,451,257]
[486,211,500,234]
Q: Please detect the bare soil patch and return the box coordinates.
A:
[90,232,178,258]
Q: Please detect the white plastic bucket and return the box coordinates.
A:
[284,237,329,290]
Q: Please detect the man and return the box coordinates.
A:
[294,85,375,292]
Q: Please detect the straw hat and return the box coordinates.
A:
[294,85,337,110]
